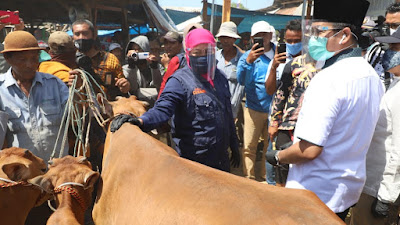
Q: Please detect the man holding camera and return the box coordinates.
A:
[123,35,162,106]
[72,19,130,100]
[237,21,275,181]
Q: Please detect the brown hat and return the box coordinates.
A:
[161,31,182,43]
[1,31,44,53]
[48,31,75,53]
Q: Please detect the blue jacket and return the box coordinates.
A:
[140,66,238,171]
[237,46,274,113]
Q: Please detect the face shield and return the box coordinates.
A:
[187,43,216,81]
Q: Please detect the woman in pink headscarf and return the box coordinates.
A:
[126,28,240,172]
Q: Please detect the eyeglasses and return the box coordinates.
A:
[307,26,341,37]
[187,47,215,57]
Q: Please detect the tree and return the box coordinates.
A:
[231,2,248,10]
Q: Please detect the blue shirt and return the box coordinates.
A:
[237,44,275,113]
[0,69,69,161]
[216,48,244,118]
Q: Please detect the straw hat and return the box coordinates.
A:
[216,21,241,39]
[1,31,44,53]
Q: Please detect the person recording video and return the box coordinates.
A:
[123,35,162,106]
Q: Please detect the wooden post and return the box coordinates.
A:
[222,0,231,23]
[121,8,129,49]
[306,0,312,19]
[202,0,209,30]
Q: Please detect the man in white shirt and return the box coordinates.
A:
[266,0,384,221]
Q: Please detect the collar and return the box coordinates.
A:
[3,68,43,88]
[323,47,362,69]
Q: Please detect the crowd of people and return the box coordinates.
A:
[1,0,400,223]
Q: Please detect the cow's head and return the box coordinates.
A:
[0,147,46,181]
[97,94,149,118]
[30,156,100,193]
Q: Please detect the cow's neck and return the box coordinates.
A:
[0,186,42,225]
[54,192,86,224]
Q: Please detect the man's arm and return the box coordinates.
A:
[277,140,323,164]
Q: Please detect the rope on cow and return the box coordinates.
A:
[51,69,109,160]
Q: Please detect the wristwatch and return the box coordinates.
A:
[275,151,280,165]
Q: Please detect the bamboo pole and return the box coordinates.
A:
[222,0,231,23]
[202,0,209,30]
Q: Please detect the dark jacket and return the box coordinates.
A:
[140,66,238,171]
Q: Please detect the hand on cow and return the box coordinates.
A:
[110,114,143,132]
[115,77,130,93]
[266,150,280,166]
[371,198,390,218]
[230,146,240,168]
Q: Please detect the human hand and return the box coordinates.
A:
[230,146,241,168]
[115,77,130,93]
[68,70,83,88]
[110,114,143,132]
[0,15,9,30]
[371,198,390,218]
[268,126,279,141]
[271,46,287,70]
[246,43,264,64]
[14,17,25,31]
[160,53,170,68]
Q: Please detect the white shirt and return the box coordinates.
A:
[286,57,384,213]
[363,76,400,203]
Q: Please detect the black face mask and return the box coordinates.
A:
[74,39,95,52]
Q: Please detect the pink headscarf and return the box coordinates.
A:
[185,28,216,68]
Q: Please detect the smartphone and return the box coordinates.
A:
[253,37,264,49]
[0,11,20,25]
[277,43,287,54]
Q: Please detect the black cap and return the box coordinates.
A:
[313,0,370,28]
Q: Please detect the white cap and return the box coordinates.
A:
[251,21,273,37]
[216,21,241,39]
[109,43,122,52]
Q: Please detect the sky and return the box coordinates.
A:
[158,0,274,11]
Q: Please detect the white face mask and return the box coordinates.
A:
[391,28,397,35]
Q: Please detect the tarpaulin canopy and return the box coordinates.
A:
[237,14,300,33]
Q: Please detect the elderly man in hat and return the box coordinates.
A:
[109,42,124,65]
[266,0,384,220]
[237,21,275,181]
[0,31,69,160]
[38,31,78,83]
[215,21,244,120]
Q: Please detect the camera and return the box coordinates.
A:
[360,23,390,50]
[129,52,149,61]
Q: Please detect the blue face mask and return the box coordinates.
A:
[286,42,302,57]
[308,36,335,61]
[382,49,400,71]
[189,55,215,76]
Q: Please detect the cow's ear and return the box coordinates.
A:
[2,163,29,181]
[97,93,113,117]
[84,171,100,189]
[29,175,54,206]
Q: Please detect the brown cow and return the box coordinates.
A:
[0,147,49,225]
[30,156,100,225]
[92,96,345,225]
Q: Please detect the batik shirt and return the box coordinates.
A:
[269,55,317,130]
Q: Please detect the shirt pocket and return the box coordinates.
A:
[194,94,215,121]
[5,107,22,133]
[40,99,61,126]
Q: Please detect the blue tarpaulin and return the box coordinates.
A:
[67,24,151,36]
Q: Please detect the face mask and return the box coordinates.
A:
[189,54,215,78]
[286,42,302,57]
[74,39,95,52]
[382,49,400,71]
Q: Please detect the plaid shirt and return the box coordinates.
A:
[91,51,124,99]
[270,55,317,130]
